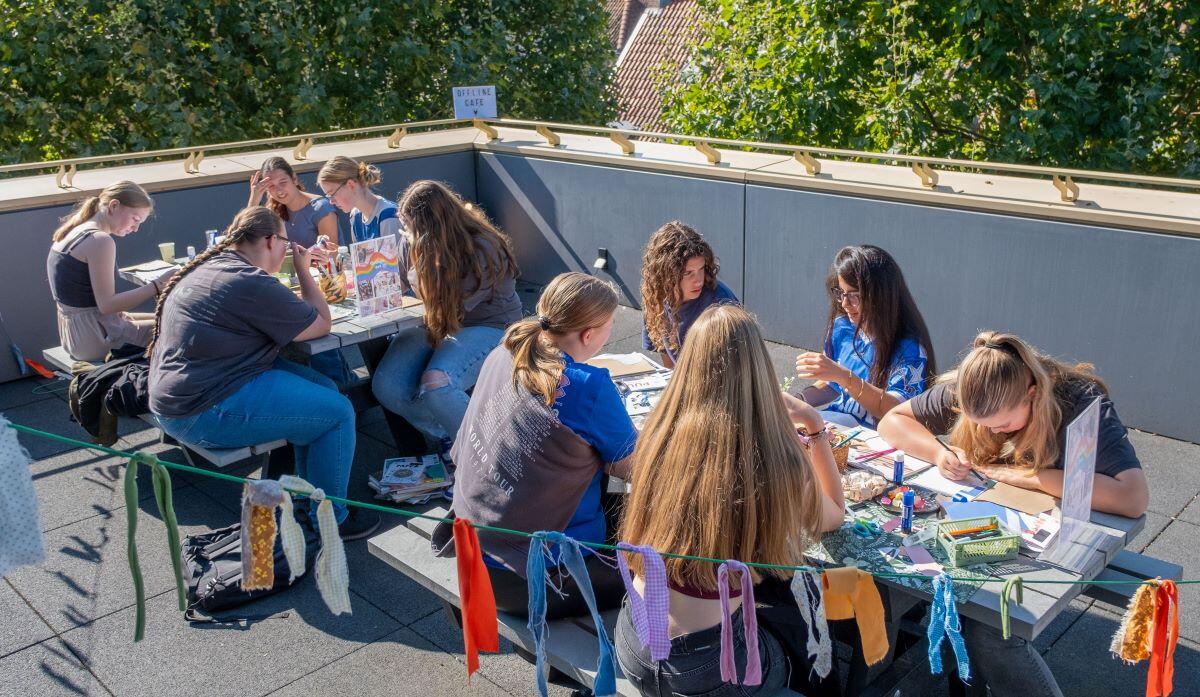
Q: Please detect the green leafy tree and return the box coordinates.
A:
[0,0,616,164]
[660,0,1199,177]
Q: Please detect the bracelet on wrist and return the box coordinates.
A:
[797,427,829,447]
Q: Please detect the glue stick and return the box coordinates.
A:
[892,450,906,483]
[900,490,915,534]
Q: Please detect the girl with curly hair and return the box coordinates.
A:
[639,221,739,368]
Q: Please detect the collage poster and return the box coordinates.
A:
[350,236,407,318]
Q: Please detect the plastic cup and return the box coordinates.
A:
[158,242,176,263]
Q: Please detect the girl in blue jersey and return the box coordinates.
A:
[796,245,935,428]
[316,156,402,243]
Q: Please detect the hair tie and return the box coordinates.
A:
[982,341,1013,354]
[537,315,551,331]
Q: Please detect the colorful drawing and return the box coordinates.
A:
[350,236,406,318]
[1041,396,1102,572]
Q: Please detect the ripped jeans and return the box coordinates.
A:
[370,324,504,447]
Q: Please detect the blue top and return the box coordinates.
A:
[554,353,638,552]
[349,199,400,243]
[824,315,928,428]
[641,279,740,359]
[282,196,336,248]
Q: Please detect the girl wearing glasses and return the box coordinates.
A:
[316,156,402,243]
[795,245,935,428]
[247,157,338,263]
[640,221,739,368]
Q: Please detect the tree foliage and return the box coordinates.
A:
[0,0,616,164]
[660,0,1199,177]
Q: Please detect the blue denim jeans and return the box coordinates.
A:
[370,324,504,445]
[157,358,356,523]
[615,600,789,697]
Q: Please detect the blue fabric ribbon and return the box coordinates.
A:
[928,572,971,682]
[526,531,616,697]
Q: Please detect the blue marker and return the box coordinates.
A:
[892,450,906,484]
[900,490,915,533]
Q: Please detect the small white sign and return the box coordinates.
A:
[453,85,497,119]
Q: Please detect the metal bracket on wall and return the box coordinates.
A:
[292,138,314,161]
[386,128,407,148]
[794,151,821,175]
[183,151,205,174]
[696,141,721,165]
[1052,175,1080,202]
[474,119,499,141]
[610,132,635,156]
[911,162,938,188]
[535,125,561,147]
[54,164,77,189]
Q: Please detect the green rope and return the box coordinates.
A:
[123,453,147,642]
[6,421,1197,588]
[124,452,187,641]
[1000,576,1024,640]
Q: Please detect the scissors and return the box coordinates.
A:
[851,517,883,538]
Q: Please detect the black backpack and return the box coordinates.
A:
[181,512,319,622]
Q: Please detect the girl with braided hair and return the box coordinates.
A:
[147,206,378,539]
[639,221,739,368]
[370,180,522,455]
[46,181,170,361]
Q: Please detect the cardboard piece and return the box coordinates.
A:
[975,482,1056,516]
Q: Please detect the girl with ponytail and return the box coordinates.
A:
[370,180,522,453]
[878,331,1147,697]
[147,206,377,540]
[46,181,166,361]
[248,157,338,259]
[316,156,399,243]
[432,272,635,619]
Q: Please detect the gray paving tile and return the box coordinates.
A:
[1144,518,1200,642]
[60,584,399,697]
[1128,510,1173,553]
[342,520,442,626]
[0,638,109,697]
[31,429,185,533]
[1127,429,1200,517]
[0,582,53,659]
[608,304,648,344]
[409,611,575,697]
[5,493,233,633]
[1043,604,1200,697]
[269,625,511,697]
[0,376,59,411]
[5,398,155,461]
[1179,495,1200,525]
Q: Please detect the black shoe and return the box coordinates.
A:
[338,509,381,541]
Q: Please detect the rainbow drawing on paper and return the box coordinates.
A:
[350,235,407,318]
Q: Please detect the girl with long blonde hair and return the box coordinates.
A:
[46,181,171,361]
[639,221,739,368]
[371,180,522,454]
[434,272,634,618]
[878,331,1148,697]
[617,304,844,696]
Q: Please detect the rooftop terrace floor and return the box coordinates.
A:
[3,294,1198,696]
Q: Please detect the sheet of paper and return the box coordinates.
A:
[587,353,661,377]
[909,466,988,499]
[942,501,1024,533]
[975,482,1056,515]
[125,259,175,272]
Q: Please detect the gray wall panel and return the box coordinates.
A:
[0,151,474,384]
[744,183,1199,441]
[475,152,745,308]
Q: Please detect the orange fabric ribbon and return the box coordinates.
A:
[1146,580,1179,697]
[453,518,499,677]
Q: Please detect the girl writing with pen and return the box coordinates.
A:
[878,331,1150,697]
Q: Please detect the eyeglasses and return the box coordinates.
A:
[319,180,347,201]
[830,287,862,306]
